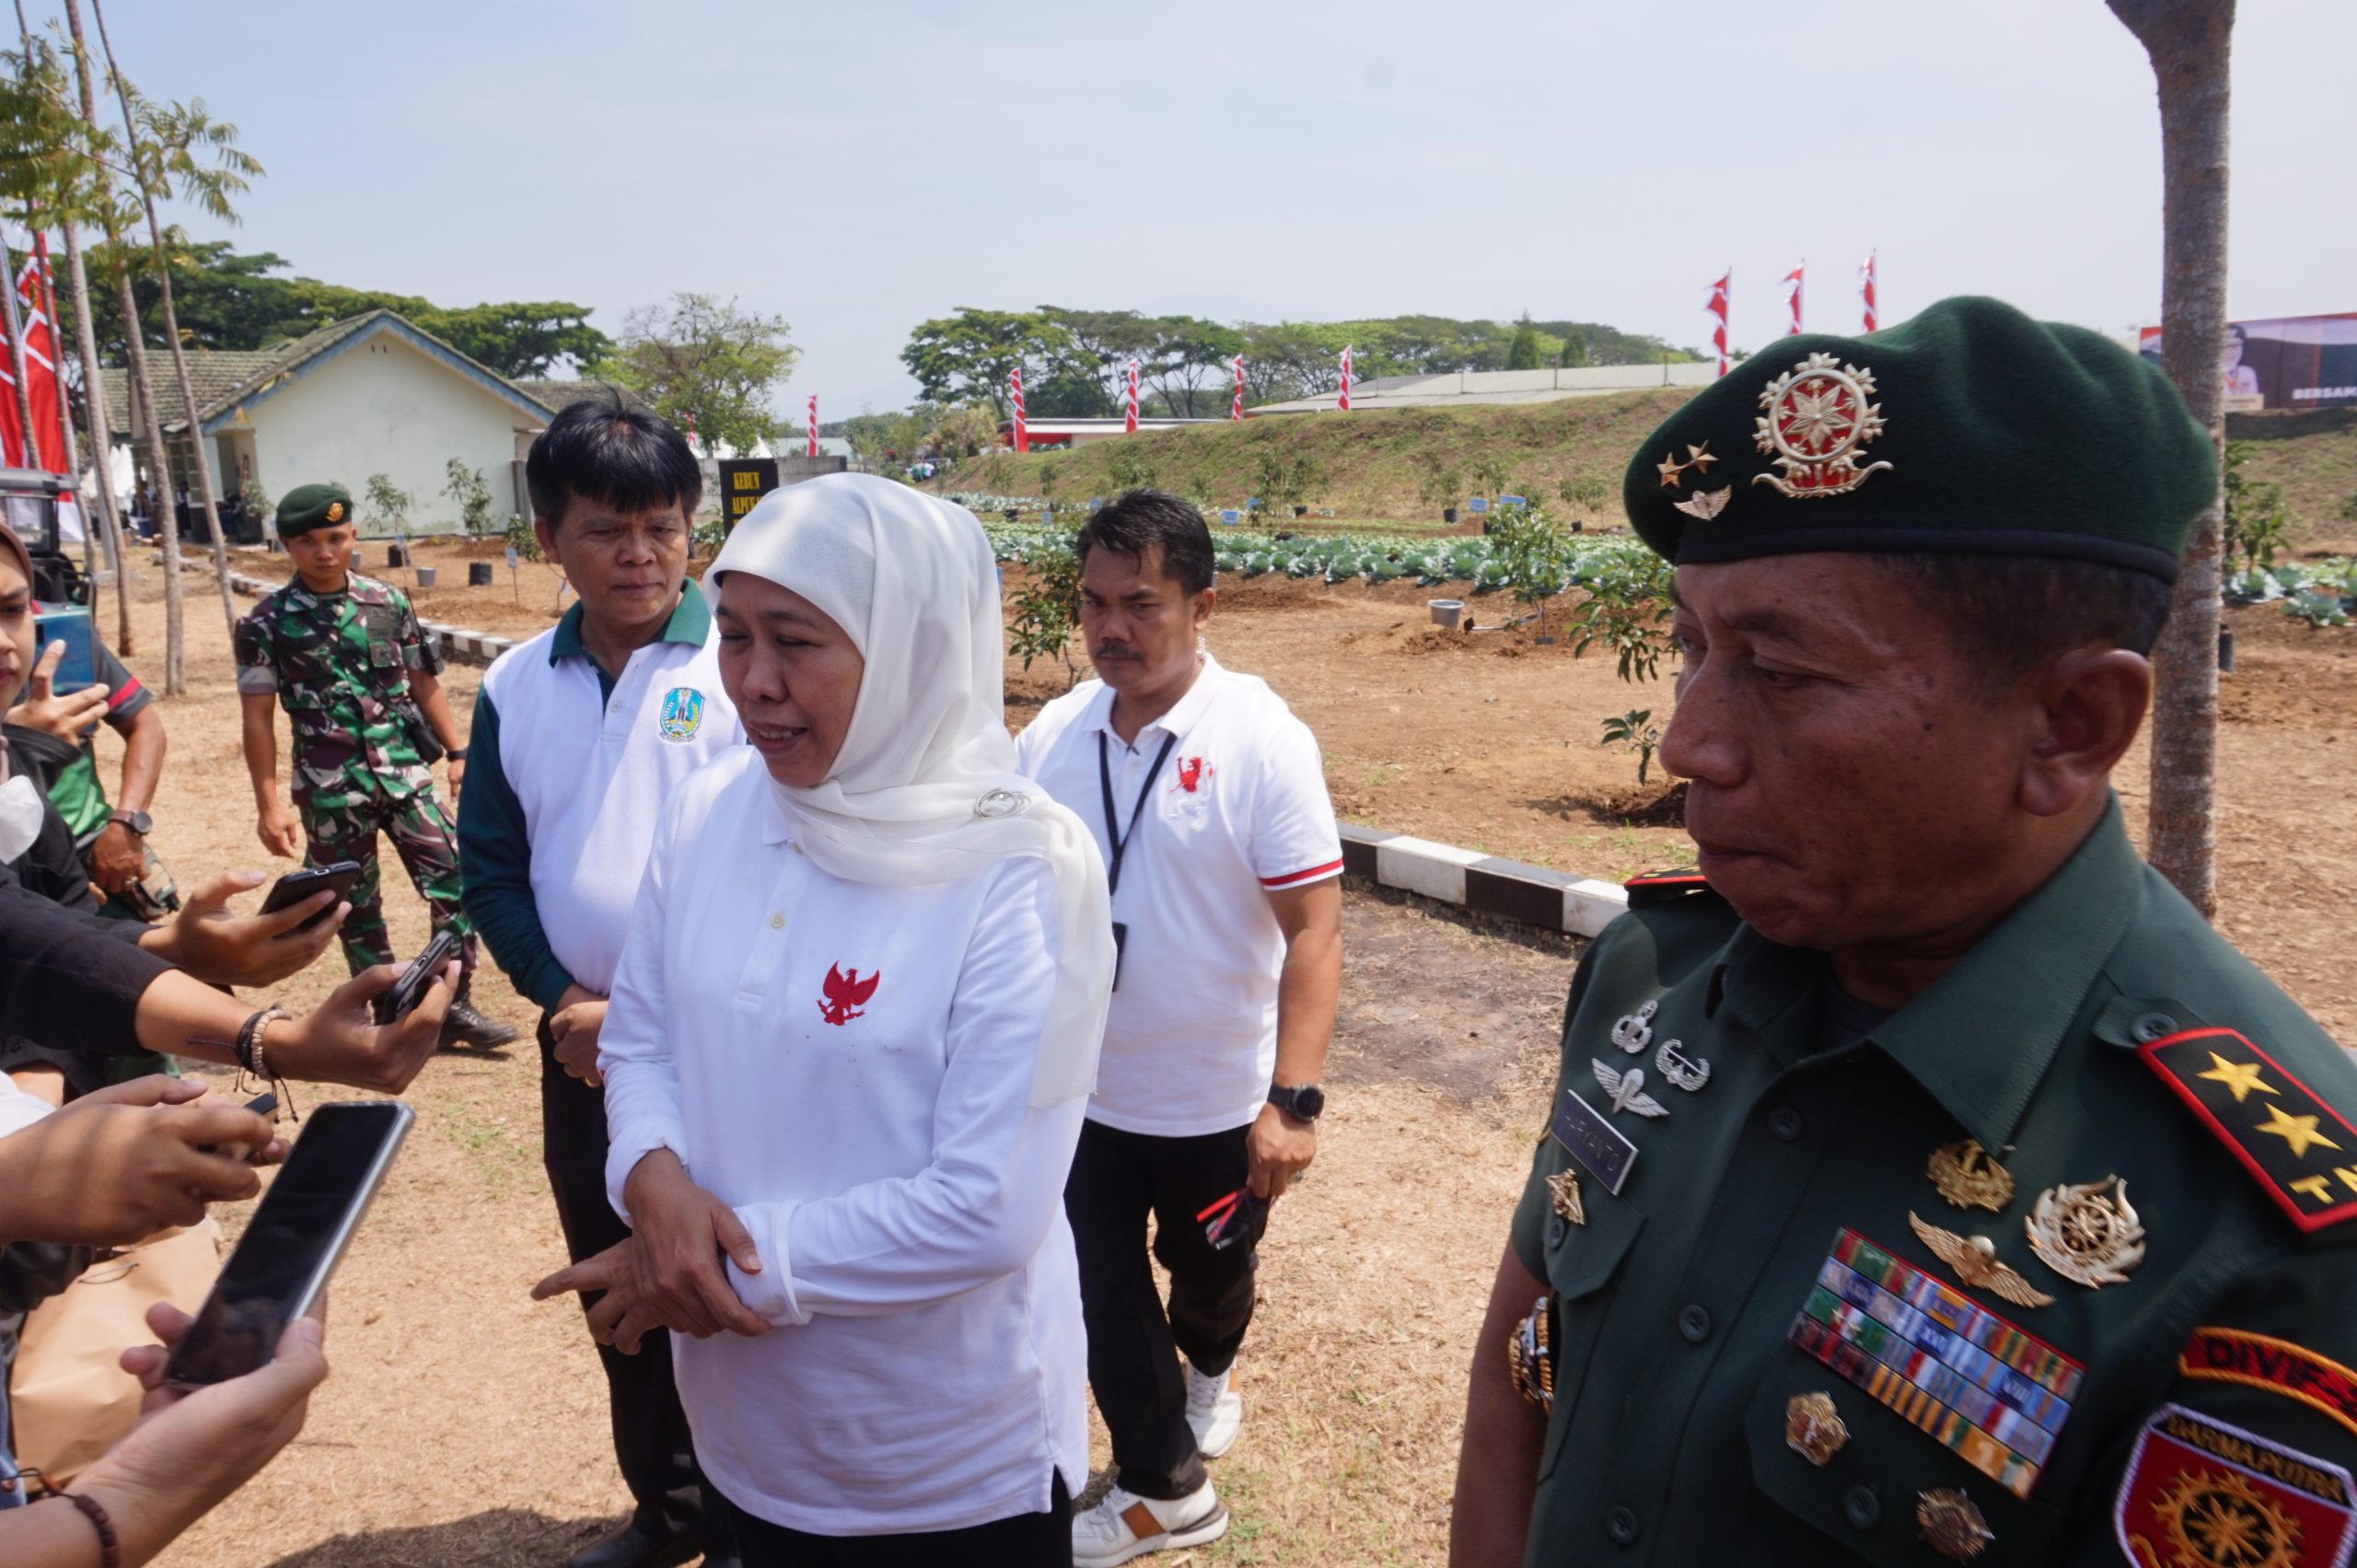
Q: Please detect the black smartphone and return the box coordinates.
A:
[371,928,458,1026]
[259,862,364,934]
[162,1098,414,1389]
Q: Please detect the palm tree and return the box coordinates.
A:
[2108,0,2234,918]
[91,0,255,642]
[62,0,185,687]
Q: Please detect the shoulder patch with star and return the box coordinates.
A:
[1623,867,1717,910]
[2140,1027,2357,1236]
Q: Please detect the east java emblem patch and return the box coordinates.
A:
[657,686,705,743]
[2115,1403,2356,1568]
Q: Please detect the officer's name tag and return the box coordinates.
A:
[1550,1087,1639,1195]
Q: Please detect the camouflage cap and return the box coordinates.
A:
[276,482,354,539]
[1622,296,2215,582]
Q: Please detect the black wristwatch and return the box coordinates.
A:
[1268,1083,1325,1122]
[110,808,152,837]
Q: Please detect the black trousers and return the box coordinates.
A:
[540,1017,732,1546]
[730,1474,1070,1568]
[1064,1118,1264,1502]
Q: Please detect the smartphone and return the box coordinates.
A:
[259,862,364,934]
[162,1098,413,1389]
[371,928,458,1026]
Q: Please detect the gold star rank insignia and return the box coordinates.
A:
[1655,451,1688,488]
[2196,1052,2277,1104]
[2257,1104,2342,1160]
[1685,440,1718,474]
[1547,1168,1585,1225]
[2140,1026,2357,1236]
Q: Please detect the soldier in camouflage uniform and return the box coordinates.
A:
[234,482,515,1050]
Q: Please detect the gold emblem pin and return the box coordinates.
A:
[324,500,345,523]
[1917,1489,1993,1562]
[2026,1176,2146,1289]
[1928,1139,2015,1213]
[1784,1391,1849,1467]
[1685,441,1718,474]
[1655,451,1689,488]
[1910,1212,2055,1308]
[1672,485,1732,522]
[1751,352,1894,499]
[1547,1168,1585,1226]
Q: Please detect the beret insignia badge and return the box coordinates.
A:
[324,501,345,523]
[1752,352,1894,499]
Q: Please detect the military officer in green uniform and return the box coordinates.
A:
[235,482,515,1051]
[1452,297,2357,1568]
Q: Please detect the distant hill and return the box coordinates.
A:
[932,394,2357,540]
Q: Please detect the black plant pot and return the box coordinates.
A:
[468,562,494,587]
[386,543,408,567]
[1443,507,1457,524]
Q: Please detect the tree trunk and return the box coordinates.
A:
[58,216,135,654]
[2108,0,2233,919]
[87,0,237,640]
[64,0,182,691]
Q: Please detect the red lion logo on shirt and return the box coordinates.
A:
[1173,757,1213,795]
[818,964,881,1026]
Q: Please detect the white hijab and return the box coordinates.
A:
[709,474,1112,1108]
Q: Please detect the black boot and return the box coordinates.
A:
[439,974,519,1051]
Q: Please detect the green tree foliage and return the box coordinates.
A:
[838,408,931,466]
[901,308,1074,419]
[1505,315,1542,370]
[442,459,494,535]
[363,472,412,533]
[1004,527,1086,688]
[1571,550,1679,682]
[1599,709,1663,785]
[75,238,613,377]
[2221,440,2292,573]
[605,292,796,457]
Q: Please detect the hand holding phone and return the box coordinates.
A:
[372,929,459,1027]
[162,1099,412,1388]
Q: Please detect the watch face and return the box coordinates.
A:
[1294,1086,1325,1120]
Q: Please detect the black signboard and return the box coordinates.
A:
[718,459,780,533]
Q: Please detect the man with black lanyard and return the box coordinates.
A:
[1016,489,1344,1568]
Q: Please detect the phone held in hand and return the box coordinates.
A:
[162,1098,413,1389]
[259,861,365,934]
[371,928,459,1026]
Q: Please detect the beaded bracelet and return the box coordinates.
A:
[68,1491,120,1567]
[235,1005,287,1079]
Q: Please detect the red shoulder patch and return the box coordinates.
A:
[1624,868,1713,910]
[2180,1328,2357,1443]
[2138,1028,2357,1235]
[2116,1403,2355,1568]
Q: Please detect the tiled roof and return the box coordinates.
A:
[516,378,649,418]
[99,310,553,437]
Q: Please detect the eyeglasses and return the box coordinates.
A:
[1196,1186,1268,1251]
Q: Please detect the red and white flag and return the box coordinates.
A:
[1123,360,1139,434]
[0,236,67,472]
[1010,367,1028,452]
[806,394,819,459]
[1784,264,1805,336]
[1860,252,1878,333]
[1705,270,1732,378]
[1231,354,1244,421]
[1338,344,1353,412]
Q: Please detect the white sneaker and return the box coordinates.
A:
[1072,1481,1229,1568]
[1185,1361,1244,1459]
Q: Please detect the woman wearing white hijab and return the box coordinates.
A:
[598,475,1114,1564]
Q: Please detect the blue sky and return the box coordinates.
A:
[95,0,2352,415]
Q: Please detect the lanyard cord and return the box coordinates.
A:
[1097,729,1179,897]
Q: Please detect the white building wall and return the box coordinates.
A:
[235,332,540,532]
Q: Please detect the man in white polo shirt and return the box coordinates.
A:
[1016,490,1344,1567]
[459,394,743,1568]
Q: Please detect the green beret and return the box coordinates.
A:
[275,482,354,538]
[1622,296,2215,581]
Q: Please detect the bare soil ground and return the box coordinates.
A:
[123,534,2356,1565]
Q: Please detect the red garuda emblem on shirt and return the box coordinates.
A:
[1173,757,1213,794]
[1751,352,1894,499]
[818,964,880,1027]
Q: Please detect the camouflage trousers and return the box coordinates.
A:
[298,786,476,976]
